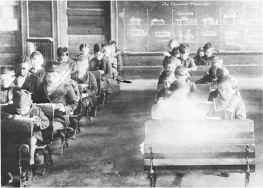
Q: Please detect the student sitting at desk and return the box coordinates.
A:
[207,75,246,119]
[203,42,217,65]
[71,56,98,116]
[1,89,49,183]
[0,66,17,104]
[208,67,230,101]
[156,70,175,100]
[152,80,202,120]
[178,43,197,71]
[108,40,123,73]
[14,56,41,103]
[57,47,77,74]
[175,65,196,92]
[193,47,205,65]
[37,60,78,134]
[29,51,46,83]
[195,66,217,84]
[89,43,120,95]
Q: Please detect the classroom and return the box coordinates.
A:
[0,0,262,187]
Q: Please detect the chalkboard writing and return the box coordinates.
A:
[117,1,262,52]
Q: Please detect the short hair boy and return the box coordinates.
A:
[178,43,197,71]
[156,70,176,100]
[57,47,77,74]
[15,56,41,102]
[1,89,49,176]
[30,51,46,83]
[175,65,196,92]
[0,66,17,104]
[196,66,217,84]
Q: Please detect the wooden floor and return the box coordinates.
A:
[2,83,263,187]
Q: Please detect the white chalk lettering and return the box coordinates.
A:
[177,12,194,16]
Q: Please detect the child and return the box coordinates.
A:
[37,60,78,134]
[89,43,120,95]
[195,66,217,84]
[203,42,217,65]
[193,47,205,65]
[156,70,175,99]
[14,56,41,103]
[57,47,77,74]
[71,56,98,116]
[163,39,180,58]
[152,80,202,120]
[102,45,119,77]
[208,67,230,101]
[211,57,223,68]
[206,75,246,119]
[108,40,123,73]
[1,89,49,183]
[175,65,196,92]
[162,39,180,67]
[29,51,46,83]
[78,43,91,60]
[178,43,197,71]
[0,66,17,104]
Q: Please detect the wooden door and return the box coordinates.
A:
[0,0,22,66]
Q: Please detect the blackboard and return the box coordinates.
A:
[28,1,53,38]
[117,1,262,52]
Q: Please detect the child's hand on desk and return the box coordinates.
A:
[55,103,65,112]
[98,70,105,74]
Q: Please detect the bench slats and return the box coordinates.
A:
[144,152,255,159]
[144,165,255,172]
[144,119,255,176]
[144,144,255,154]
[144,158,255,166]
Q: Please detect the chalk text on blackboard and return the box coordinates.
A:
[162,2,210,6]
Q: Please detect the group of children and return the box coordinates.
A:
[153,39,246,122]
[0,40,123,184]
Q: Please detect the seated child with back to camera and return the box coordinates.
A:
[175,65,197,92]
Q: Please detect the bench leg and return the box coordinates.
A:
[245,170,250,187]
[149,170,156,187]
[245,145,250,187]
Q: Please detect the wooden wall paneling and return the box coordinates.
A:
[67,1,105,9]
[68,15,104,28]
[66,9,105,16]
[67,27,104,35]
[0,1,22,66]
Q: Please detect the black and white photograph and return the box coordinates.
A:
[0,0,262,187]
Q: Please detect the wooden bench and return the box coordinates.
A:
[144,119,255,187]
[1,118,33,187]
